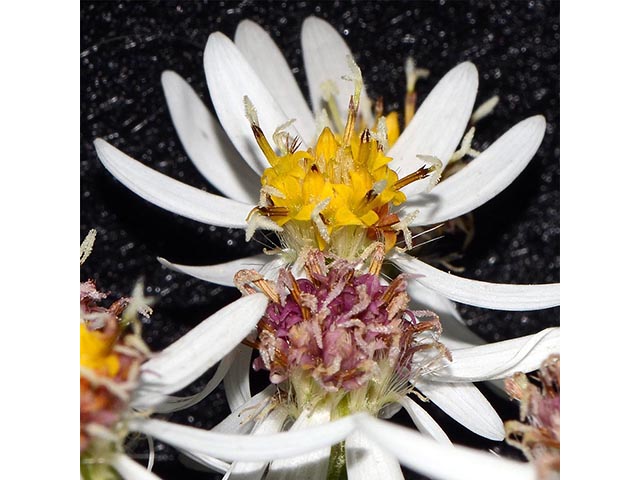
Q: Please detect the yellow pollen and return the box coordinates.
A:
[80,322,120,377]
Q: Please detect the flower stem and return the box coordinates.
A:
[326,440,347,480]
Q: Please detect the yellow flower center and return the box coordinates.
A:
[248,99,436,259]
[80,322,120,377]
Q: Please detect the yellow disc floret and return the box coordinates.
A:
[247,95,438,259]
[80,322,120,377]
[254,122,412,257]
[244,58,443,260]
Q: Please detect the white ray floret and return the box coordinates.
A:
[94,139,253,229]
[161,70,259,204]
[151,350,235,414]
[391,250,560,311]
[429,327,560,382]
[265,407,332,480]
[405,115,548,225]
[184,386,279,471]
[158,254,278,287]
[398,396,452,444]
[223,342,254,411]
[223,406,289,480]
[234,20,316,141]
[414,380,505,441]
[388,61,479,197]
[111,453,162,480]
[356,416,535,480]
[204,32,307,175]
[133,294,268,408]
[345,430,404,480]
[301,16,374,125]
[128,414,360,462]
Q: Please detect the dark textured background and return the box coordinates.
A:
[80,1,559,478]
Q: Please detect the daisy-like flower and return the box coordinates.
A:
[93,17,559,324]
[81,230,155,478]
[505,354,560,480]
[128,245,558,479]
[80,231,549,479]
[89,15,560,478]
[93,16,559,422]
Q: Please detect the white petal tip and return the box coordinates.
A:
[530,114,547,129]
[236,18,259,31]
[302,16,325,28]
[157,257,170,268]
[160,70,186,93]
[206,31,230,50]
[458,61,479,75]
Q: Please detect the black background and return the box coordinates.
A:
[80,1,559,478]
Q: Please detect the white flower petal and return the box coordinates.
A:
[389,62,478,198]
[234,20,316,143]
[180,386,278,472]
[111,454,162,480]
[266,407,332,480]
[405,115,547,225]
[301,16,373,124]
[440,328,480,351]
[214,385,276,434]
[151,349,235,413]
[128,413,359,462]
[356,416,535,480]
[94,139,253,229]
[158,254,274,287]
[176,453,230,475]
[133,294,268,407]
[224,406,289,480]
[431,327,560,382]
[161,70,260,204]
[392,251,560,311]
[398,397,451,444]
[408,282,484,349]
[346,430,403,480]
[413,380,505,440]
[223,342,253,411]
[204,32,307,175]
[378,402,402,419]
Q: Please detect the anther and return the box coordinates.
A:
[375,96,384,119]
[393,164,437,191]
[368,243,386,276]
[284,270,310,320]
[258,206,290,217]
[251,124,278,165]
[234,270,280,303]
[343,95,357,144]
[242,338,261,350]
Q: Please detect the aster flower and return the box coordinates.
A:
[504,354,560,479]
[81,230,156,479]
[88,15,560,478]
[93,17,559,320]
[93,14,558,431]
[128,246,558,479]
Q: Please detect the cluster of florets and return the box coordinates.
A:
[505,354,560,480]
[80,279,150,466]
[236,247,448,412]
